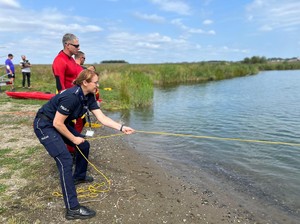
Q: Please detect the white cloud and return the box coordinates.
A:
[150,0,191,15]
[203,19,213,25]
[0,6,102,33]
[107,32,176,46]
[134,12,165,23]
[0,2,103,63]
[0,0,20,8]
[105,31,189,56]
[222,46,249,53]
[246,0,300,31]
[98,31,192,62]
[136,42,160,49]
[171,19,215,35]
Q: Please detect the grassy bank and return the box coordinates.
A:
[1,61,299,110]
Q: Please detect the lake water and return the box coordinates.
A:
[106,70,300,222]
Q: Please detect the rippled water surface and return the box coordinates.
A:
[106,70,300,219]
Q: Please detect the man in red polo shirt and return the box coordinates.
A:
[53,33,83,92]
[52,33,84,153]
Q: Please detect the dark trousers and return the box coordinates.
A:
[22,72,31,87]
[33,116,90,209]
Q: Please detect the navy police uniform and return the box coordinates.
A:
[33,85,99,209]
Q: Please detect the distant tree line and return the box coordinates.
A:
[242,56,267,64]
[101,60,128,64]
[242,56,299,64]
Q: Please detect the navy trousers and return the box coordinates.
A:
[33,116,90,209]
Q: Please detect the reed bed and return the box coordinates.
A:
[3,61,300,110]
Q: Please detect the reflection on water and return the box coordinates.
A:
[106,70,300,219]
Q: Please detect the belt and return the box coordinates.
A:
[36,113,51,121]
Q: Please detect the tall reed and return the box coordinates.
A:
[99,71,153,110]
[4,61,299,110]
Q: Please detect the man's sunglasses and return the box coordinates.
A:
[66,43,80,48]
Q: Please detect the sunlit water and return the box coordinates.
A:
[105,70,300,220]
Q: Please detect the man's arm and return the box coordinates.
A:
[52,58,66,92]
[5,62,12,74]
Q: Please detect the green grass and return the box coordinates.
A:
[1,157,21,166]
[0,184,7,194]
[0,172,13,179]
[2,61,300,110]
[0,148,12,156]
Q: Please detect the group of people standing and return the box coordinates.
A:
[4,54,31,90]
[4,45,92,91]
[33,33,135,220]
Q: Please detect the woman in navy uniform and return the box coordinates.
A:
[33,69,134,220]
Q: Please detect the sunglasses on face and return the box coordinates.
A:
[66,43,80,48]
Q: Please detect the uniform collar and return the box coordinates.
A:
[73,85,87,102]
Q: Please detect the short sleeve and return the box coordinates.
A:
[57,94,77,116]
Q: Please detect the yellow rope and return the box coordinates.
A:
[85,130,300,147]
[135,130,300,147]
[75,145,111,193]
[52,145,111,198]
[53,129,299,198]
[87,133,125,141]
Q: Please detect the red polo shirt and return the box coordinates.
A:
[52,50,83,92]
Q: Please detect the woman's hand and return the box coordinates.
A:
[73,136,85,145]
[121,126,135,134]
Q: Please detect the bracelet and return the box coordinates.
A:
[120,124,124,132]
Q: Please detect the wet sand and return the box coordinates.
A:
[65,127,298,224]
[0,102,298,223]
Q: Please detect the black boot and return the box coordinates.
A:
[74,175,94,185]
[66,205,96,220]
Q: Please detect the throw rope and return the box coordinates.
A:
[52,145,111,199]
[135,130,300,147]
[85,130,300,147]
[53,129,300,198]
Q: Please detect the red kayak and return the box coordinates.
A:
[6,91,102,102]
[6,91,55,100]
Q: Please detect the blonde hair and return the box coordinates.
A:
[73,69,99,85]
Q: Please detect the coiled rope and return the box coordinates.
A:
[52,145,111,199]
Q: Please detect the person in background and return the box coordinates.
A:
[5,53,15,91]
[20,55,31,88]
[52,33,83,93]
[74,51,96,72]
[74,51,86,69]
[52,33,84,154]
[74,51,88,133]
[33,69,135,220]
[74,52,99,104]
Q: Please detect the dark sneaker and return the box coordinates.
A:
[74,176,94,185]
[66,205,96,220]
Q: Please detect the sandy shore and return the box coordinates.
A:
[35,127,259,224]
[69,127,297,224]
[47,127,253,224]
[0,101,298,223]
[20,127,258,223]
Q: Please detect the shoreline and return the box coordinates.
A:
[72,127,295,223]
[84,127,250,223]
[0,102,298,223]
[84,127,299,224]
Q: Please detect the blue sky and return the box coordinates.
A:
[0,0,300,64]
